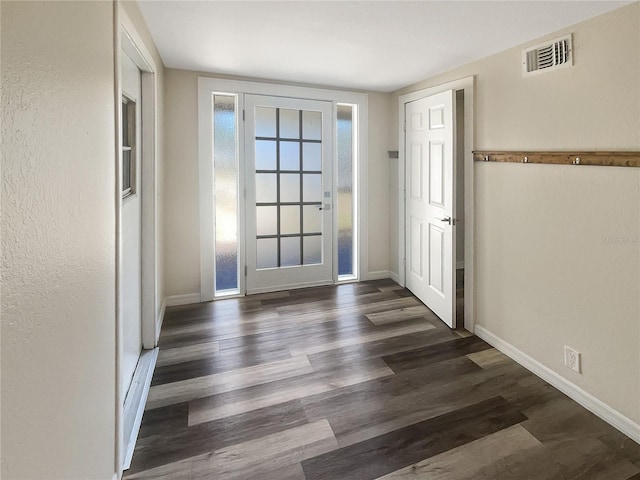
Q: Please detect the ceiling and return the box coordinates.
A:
[138,1,631,92]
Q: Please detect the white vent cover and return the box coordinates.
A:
[522,34,572,76]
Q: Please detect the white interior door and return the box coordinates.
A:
[245,95,333,294]
[121,52,142,396]
[405,90,457,328]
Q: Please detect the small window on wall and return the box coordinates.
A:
[122,96,136,198]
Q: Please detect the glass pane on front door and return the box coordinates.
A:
[254,107,324,269]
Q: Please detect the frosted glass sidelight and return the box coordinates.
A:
[280,109,300,139]
[303,236,322,265]
[280,174,300,203]
[303,204,322,234]
[281,236,301,267]
[213,94,239,292]
[256,140,277,171]
[256,206,277,236]
[302,111,322,140]
[280,142,300,171]
[256,173,277,203]
[255,107,276,137]
[257,238,278,269]
[303,174,322,203]
[280,205,301,235]
[302,142,321,171]
[337,104,354,276]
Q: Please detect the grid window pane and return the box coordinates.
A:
[303,174,322,203]
[256,206,277,236]
[281,236,301,267]
[280,142,300,171]
[279,109,300,139]
[256,140,277,170]
[253,106,326,270]
[302,110,322,140]
[303,204,322,234]
[280,205,301,235]
[257,238,278,269]
[280,173,300,203]
[303,236,322,265]
[303,142,321,171]
[255,107,276,137]
[256,173,277,203]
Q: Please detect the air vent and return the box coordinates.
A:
[522,34,572,77]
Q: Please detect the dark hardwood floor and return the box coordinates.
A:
[125,279,640,479]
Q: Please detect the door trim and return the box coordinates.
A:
[197,77,369,300]
[397,76,475,332]
[116,6,161,477]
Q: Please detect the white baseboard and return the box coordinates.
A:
[156,298,166,343]
[165,293,201,307]
[367,270,392,280]
[122,348,158,470]
[389,271,401,284]
[474,325,640,445]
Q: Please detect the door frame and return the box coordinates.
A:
[197,77,369,301]
[115,6,161,477]
[397,76,475,332]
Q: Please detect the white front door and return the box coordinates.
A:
[405,90,457,328]
[121,52,143,394]
[245,95,333,294]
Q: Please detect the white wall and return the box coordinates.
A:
[1,1,117,478]
[391,3,640,425]
[163,69,393,297]
[367,92,393,275]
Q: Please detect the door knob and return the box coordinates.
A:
[439,216,453,225]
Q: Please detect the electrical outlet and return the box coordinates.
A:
[564,346,581,373]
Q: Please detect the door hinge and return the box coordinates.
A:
[242,109,245,121]
[403,122,406,132]
[244,265,247,276]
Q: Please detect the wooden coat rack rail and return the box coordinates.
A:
[473,151,640,168]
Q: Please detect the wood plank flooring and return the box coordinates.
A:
[125,279,640,479]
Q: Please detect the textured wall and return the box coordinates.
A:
[1,1,117,478]
[391,3,640,424]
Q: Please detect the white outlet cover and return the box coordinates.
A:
[564,346,581,373]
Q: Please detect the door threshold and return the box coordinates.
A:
[122,347,158,470]
[247,279,335,295]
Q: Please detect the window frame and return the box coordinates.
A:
[121,94,136,199]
